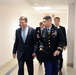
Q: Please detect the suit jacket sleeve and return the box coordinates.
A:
[33,28,39,53]
[57,28,65,52]
[13,30,18,54]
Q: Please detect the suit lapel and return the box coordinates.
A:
[25,27,30,41]
[25,26,31,43]
[19,28,23,42]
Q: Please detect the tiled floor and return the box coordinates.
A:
[0,50,76,75]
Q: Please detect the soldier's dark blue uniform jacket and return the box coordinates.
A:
[34,24,65,62]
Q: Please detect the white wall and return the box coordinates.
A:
[67,3,75,66]
[0,4,21,66]
[74,3,76,71]
[22,13,68,30]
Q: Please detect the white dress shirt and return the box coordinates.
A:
[21,26,29,42]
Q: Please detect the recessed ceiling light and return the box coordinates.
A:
[33,6,51,12]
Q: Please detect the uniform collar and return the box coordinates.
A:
[47,26,52,31]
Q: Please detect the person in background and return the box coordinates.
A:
[54,17,67,75]
[35,22,45,65]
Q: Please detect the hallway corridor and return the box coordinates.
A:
[0,0,76,74]
[0,50,76,75]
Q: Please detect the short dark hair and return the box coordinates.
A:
[39,22,43,25]
[43,16,52,20]
[54,17,60,20]
[19,16,28,22]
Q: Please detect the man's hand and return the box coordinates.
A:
[32,53,36,58]
[63,46,67,50]
[13,54,16,58]
[53,50,60,57]
[37,34,40,38]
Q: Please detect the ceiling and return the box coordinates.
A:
[0,0,76,14]
[24,0,76,6]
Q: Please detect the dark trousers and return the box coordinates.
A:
[58,53,63,71]
[18,55,33,75]
[44,60,58,75]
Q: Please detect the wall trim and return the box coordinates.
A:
[67,63,73,67]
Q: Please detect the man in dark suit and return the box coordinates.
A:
[35,16,65,75]
[54,17,67,75]
[12,16,36,75]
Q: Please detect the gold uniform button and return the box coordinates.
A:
[48,43,50,44]
[49,46,51,47]
[48,32,50,34]
[48,40,50,41]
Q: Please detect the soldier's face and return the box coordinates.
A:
[19,20,27,28]
[54,19,60,25]
[43,19,51,27]
[43,19,48,27]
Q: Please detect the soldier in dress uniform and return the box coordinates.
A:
[54,17,67,75]
[34,16,65,75]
